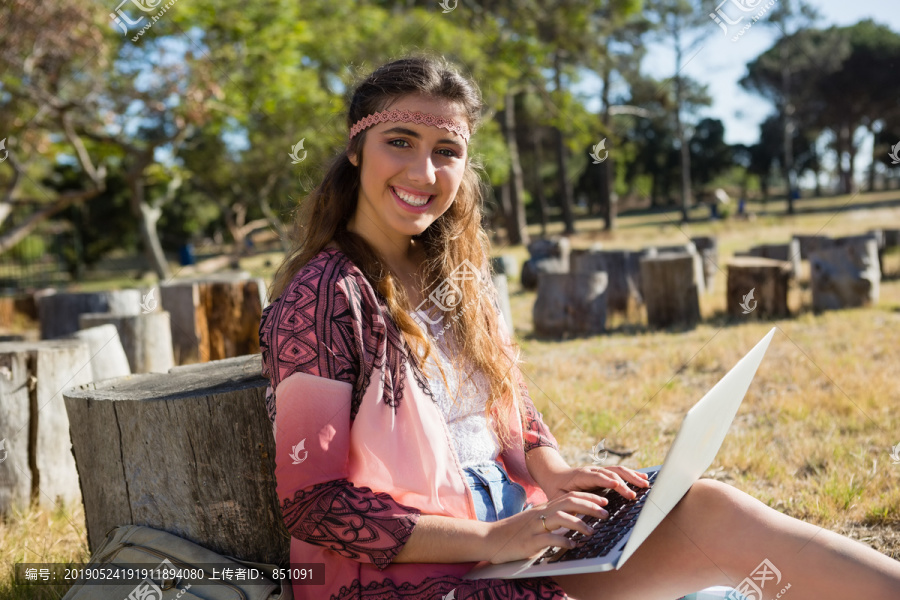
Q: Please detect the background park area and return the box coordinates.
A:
[1,0,899,598]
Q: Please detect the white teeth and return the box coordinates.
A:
[393,187,431,206]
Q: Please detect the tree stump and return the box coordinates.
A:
[810,238,881,311]
[640,254,701,329]
[650,243,706,294]
[492,274,514,334]
[533,272,607,338]
[571,249,643,314]
[79,312,175,374]
[527,237,571,266]
[837,233,883,275]
[159,275,267,365]
[62,354,288,566]
[490,254,519,279]
[36,290,143,339]
[736,240,802,279]
[691,236,719,293]
[726,257,791,319]
[0,340,91,515]
[520,257,568,291]
[70,324,132,382]
[792,235,834,261]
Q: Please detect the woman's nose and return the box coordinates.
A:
[406,151,437,183]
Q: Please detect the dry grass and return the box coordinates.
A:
[503,191,900,560]
[2,191,898,598]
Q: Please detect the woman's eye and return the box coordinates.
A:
[388,139,457,158]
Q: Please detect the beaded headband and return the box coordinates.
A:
[349,109,470,144]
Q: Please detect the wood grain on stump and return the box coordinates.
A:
[726,257,791,319]
[62,354,288,566]
[160,275,267,365]
[0,340,91,515]
[640,254,701,329]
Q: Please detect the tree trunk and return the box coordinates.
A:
[62,354,288,565]
[553,51,576,235]
[531,130,549,237]
[781,44,796,215]
[127,155,172,280]
[504,90,529,246]
[673,31,692,223]
[598,64,616,231]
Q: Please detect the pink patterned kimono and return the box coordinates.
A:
[259,246,570,600]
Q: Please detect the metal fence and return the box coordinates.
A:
[0,200,74,296]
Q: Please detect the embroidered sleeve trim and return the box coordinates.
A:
[281,479,421,570]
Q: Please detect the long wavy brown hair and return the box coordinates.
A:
[267,54,526,450]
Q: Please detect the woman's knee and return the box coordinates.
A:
[676,478,760,528]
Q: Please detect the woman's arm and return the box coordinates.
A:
[391,515,494,563]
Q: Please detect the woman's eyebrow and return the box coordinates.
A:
[380,126,464,148]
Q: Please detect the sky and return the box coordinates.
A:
[634,0,900,146]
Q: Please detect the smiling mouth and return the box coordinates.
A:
[392,186,433,207]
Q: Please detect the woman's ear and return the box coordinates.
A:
[347,146,358,167]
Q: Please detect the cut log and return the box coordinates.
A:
[792,235,834,261]
[160,275,267,365]
[735,240,802,279]
[571,249,643,314]
[70,324,132,382]
[640,254,701,329]
[810,238,881,311]
[650,243,706,295]
[0,340,91,515]
[520,257,568,291]
[0,293,38,330]
[527,237,571,267]
[79,312,175,374]
[36,290,142,339]
[490,254,519,279]
[62,354,288,565]
[726,257,791,319]
[691,236,719,293]
[533,272,607,338]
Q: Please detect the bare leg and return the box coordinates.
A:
[552,479,900,600]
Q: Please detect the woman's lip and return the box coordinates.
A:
[391,186,434,213]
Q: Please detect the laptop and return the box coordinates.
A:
[463,327,776,579]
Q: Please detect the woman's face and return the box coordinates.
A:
[348,94,469,245]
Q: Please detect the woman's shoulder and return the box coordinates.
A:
[276,244,363,301]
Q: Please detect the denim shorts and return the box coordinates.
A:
[463,461,530,522]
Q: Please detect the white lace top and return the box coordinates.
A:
[409,310,501,469]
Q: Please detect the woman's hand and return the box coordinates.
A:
[484,492,610,564]
[543,465,650,502]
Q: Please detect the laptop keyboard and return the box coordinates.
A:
[533,469,659,565]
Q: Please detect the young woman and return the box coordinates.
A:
[259,55,900,600]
